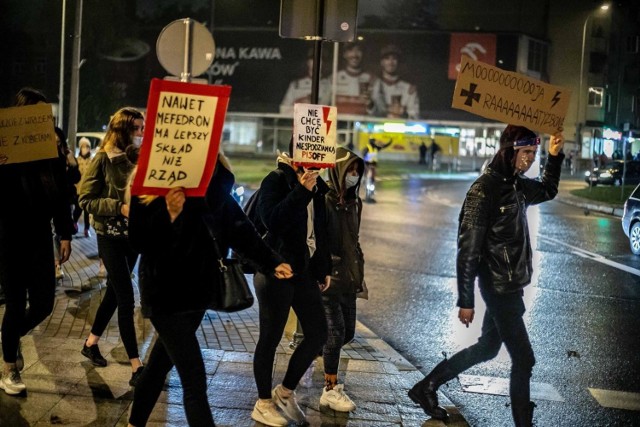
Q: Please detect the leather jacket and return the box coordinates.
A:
[456,153,563,308]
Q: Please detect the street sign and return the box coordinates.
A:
[156,18,215,80]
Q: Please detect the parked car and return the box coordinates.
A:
[622,183,640,255]
[584,160,640,186]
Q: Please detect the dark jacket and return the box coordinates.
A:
[79,150,134,236]
[456,152,564,309]
[257,160,331,283]
[0,157,74,241]
[324,147,365,295]
[129,163,284,317]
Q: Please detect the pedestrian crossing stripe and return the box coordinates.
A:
[589,388,640,411]
[459,375,564,402]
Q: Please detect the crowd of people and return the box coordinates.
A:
[0,85,565,427]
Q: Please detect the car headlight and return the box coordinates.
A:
[585,171,591,177]
[600,172,612,178]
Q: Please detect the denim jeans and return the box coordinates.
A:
[321,292,357,375]
[92,235,139,359]
[129,310,214,427]
[446,288,535,410]
[253,272,328,399]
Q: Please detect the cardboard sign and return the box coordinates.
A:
[131,79,231,197]
[0,104,57,165]
[452,56,571,134]
[292,103,337,168]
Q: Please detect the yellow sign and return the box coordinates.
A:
[358,133,459,156]
[0,104,57,165]
[452,56,571,134]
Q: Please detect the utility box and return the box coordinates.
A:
[279,0,358,42]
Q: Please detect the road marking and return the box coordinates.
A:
[589,388,640,411]
[539,235,640,277]
[459,374,564,402]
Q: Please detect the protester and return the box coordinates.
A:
[53,127,81,280]
[78,107,144,385]
[362,137,392,203]
[0,87,74,395]
[127,154,292,427]
[319,147,365,412]
[408,125,564,427]
[251,144,331,426]
[418,141,427,165]
[75,137,93,237]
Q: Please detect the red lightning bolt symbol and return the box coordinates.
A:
[322,106,332,134]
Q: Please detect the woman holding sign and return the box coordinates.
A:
[251,145,331,427]
[78,107,144,386]
[126,154,292,427]
[0,87,75,396]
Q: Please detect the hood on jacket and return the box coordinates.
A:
[328,147,365,202]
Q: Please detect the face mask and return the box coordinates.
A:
[132,136,143,148]
[345,175,359,188]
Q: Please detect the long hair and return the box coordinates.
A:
[14,87,48,106]
[489,125,536,176]
[100,107,144,152]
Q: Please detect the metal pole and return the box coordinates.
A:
[67,0,83,154]
[181,18,193,83]
[331,42,339,106]
[58,0,67,128]
[576,14,589,157]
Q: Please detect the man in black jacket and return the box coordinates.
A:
[408,125,564,427]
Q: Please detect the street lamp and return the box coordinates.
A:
[576,3,610,158]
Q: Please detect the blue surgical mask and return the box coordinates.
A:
[345,175,359,188]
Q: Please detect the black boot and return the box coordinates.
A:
[512,401,536,427]
[408,360,455,420]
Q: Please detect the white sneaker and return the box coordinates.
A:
[272,384,306,423]
[251,400,288,427]
[0,368,26,395]
[56,265,65,280]
[320,384,356,412]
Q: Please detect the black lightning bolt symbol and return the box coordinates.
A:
[551,91,561,108]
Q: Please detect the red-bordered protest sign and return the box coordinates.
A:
[131,79,231,197]
[292,103,337,169]
[452,56,571,135]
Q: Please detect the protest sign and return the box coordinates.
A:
[131,79,231,197]
[0,104,57,165]
[292,103,337,168]
[452,56,571,135]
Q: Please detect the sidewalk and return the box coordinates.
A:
[0,231,469,426]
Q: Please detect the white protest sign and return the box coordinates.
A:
[292,103,337,168]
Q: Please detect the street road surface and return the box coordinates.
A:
[357,175,640,427]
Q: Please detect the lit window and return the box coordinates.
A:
[588,87,604,107]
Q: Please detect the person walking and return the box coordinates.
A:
[126,154,292,427]
[75,137,93,237]
[0,87,74,395]
[408,125,565,427]
[318,147,366,412]
[78,107,144,385]
[251,145,331,426]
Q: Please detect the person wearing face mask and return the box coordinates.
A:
[317,147,365,412]
[78,107,144,386]
[75,137,94,237]
[408,125,564,427]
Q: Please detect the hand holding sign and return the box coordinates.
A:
[549,131,565,156]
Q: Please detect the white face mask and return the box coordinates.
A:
[345,175,359,188]
[132,136,143,148]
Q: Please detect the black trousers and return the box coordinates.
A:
[91,235,139,359]
[129,310,214,427]
[253,272,328,399]
[321,292,357,375]
[446,288,535,410]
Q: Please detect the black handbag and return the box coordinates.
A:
[204,215,254,313]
